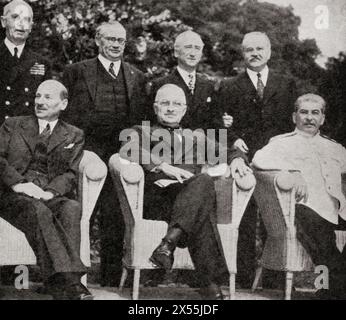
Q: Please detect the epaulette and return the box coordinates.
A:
[269,131,297,142]
[320,134,338,144]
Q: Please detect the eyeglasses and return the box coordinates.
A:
[155,100,186,109]
[102,37,126,45]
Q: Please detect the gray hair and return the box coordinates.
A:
[174,30,204,51]
[2,0,33,18]
[95,21,126,39]
[242,31,271,50]
[294,93,326,113]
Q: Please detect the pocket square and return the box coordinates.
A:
[64,143,75,149]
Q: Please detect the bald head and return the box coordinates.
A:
[35,80,68,121]
[2,0,33,17]
[154,84,187,127]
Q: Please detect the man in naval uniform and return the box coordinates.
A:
[0,0,52,125]
[252,93,346,299]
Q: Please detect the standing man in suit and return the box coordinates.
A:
[150,30,217,130]
[0,80,92,300]
[0,0,52,125]
[62,21,148,286]
[217,31,298,288]
[120,84,252,299]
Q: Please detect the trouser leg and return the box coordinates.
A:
[295,204,346,296]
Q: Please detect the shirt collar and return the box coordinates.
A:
[294,127,321,140]
[38,119,59,134]
[98,54,121,76]
[177,66,196,87]
[4,38,25,58]
[246,65,269,88]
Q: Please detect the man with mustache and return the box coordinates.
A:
[216,31,298,288]
[252,93,346,299]
[0,0,52,125]
[62,21,148,286]
[0,80,92,299]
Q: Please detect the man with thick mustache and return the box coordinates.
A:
[0,0,51,125]
[216,31,298,288]
[252,94,346,299]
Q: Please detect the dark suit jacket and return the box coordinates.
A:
[62,58,148,158]
[217,70,297,159]
[0,42,52,124]
[0,116,84,197]
[120,123,246,179]
[150,69,218,130]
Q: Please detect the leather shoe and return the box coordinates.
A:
[198,283,225,300]
[65,284,94,300]
[149,239,175,271]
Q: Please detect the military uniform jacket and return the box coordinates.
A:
[0,42,52,124]
[252,130,346,223]
[0,116,84,197]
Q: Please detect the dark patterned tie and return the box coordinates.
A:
[188,73,195,94]
[257,72,265,100]
[40,123,51,142]
[108,62,117,79]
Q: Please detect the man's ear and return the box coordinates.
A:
[1,16,7,29]
[153,103,159,115]
[173,47,179,59]
[181,106,187,118]
[292,112,297,125]
[60,99,68,111]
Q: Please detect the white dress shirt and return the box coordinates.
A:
[246,65,269,89]
[177,66,196,89]
[38,119,58,135]
[98,54,121,77]
[4,38,25,58]
[252,129,346,224]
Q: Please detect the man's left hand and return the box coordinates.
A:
[230,158,252,178]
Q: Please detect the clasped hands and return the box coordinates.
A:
[291,172,308,203]
[157,158,252,183]
[11,182,54,201]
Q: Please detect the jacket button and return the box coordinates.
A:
[5,101,10,106]
[6,86,11,90]
[24,88,29,92]
[25,102,29,106]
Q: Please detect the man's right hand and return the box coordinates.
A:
[233,138,249,153]
[158,162,194,183]
[292,172,308,203]
[11,182,45,199]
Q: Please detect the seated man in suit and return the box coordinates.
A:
[120,83,252,299]
[252,93,346,299]
[0,80,92,300]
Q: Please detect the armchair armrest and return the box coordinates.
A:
[78,150,107,266]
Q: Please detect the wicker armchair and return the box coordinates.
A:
[109,153,256,300]
[252,170,346,300]
[0,150,107,285]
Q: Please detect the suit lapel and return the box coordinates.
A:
[263,70,278,103]
[235,72,258,97]
[47,121,69,154]
[19,116,39,154]
[123,61,135,100]
[82,58,98,103]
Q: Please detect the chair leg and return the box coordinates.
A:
[132,269,140,300]
[119,267,128,292]
[229,273,236,300]
[252,266,263,292]
[285,271,294,300]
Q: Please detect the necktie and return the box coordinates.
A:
[40,123,51,142]
[188,73,195,94]
[14,47,20,61]
[108,62,117,79]
[257,72,265,100]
